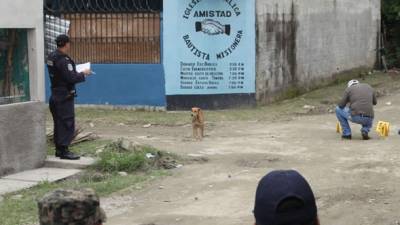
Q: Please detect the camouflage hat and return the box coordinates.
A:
[38,188,106,225]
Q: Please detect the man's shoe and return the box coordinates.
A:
[342,135,352,140]
[55,151,62,158]
[59,150,80,160]
[362,132,370,140]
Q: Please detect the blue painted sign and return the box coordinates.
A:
[164,0,255,95]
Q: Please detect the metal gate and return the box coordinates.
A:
[44,0,162,64]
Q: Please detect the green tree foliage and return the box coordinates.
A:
[382,0,400,22]
[382,0,400,68]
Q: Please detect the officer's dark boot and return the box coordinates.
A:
[60,150,80,160]
[55,146,64,158]
[56,146,80,160]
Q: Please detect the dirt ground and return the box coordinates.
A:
[88,91,400,225]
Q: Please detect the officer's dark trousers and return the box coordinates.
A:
[49,96,75,150]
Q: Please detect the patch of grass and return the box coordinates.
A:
[0,170,168,225]
[93,140,181,173]
[281,86,304,99]
[0,181,56,225]
[3,139,176,225]
[95,150,147,173]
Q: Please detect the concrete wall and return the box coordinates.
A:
[256,0,381,103]
[0,0,46,176]
[0,102,46,176]
[0,0,45,101]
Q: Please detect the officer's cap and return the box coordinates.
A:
[56,34,70,47]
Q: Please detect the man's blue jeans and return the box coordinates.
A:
[335,107,373,136]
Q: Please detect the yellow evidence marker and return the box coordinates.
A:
[376,121,390,137]
[336,122,342,134]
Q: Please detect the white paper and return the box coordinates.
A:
[76,62,91,73]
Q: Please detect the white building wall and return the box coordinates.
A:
[0,0,45,101]
[0,0,46,176]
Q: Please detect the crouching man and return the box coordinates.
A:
[336,79,377,140]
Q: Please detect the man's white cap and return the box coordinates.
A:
[347,79,359,88]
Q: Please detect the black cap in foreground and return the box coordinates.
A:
[254,170,317,225]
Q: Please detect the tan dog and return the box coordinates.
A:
[191,107,205,140]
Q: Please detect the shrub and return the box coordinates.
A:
[92,139,180,173]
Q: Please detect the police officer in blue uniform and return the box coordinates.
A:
[47,34,92,160]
